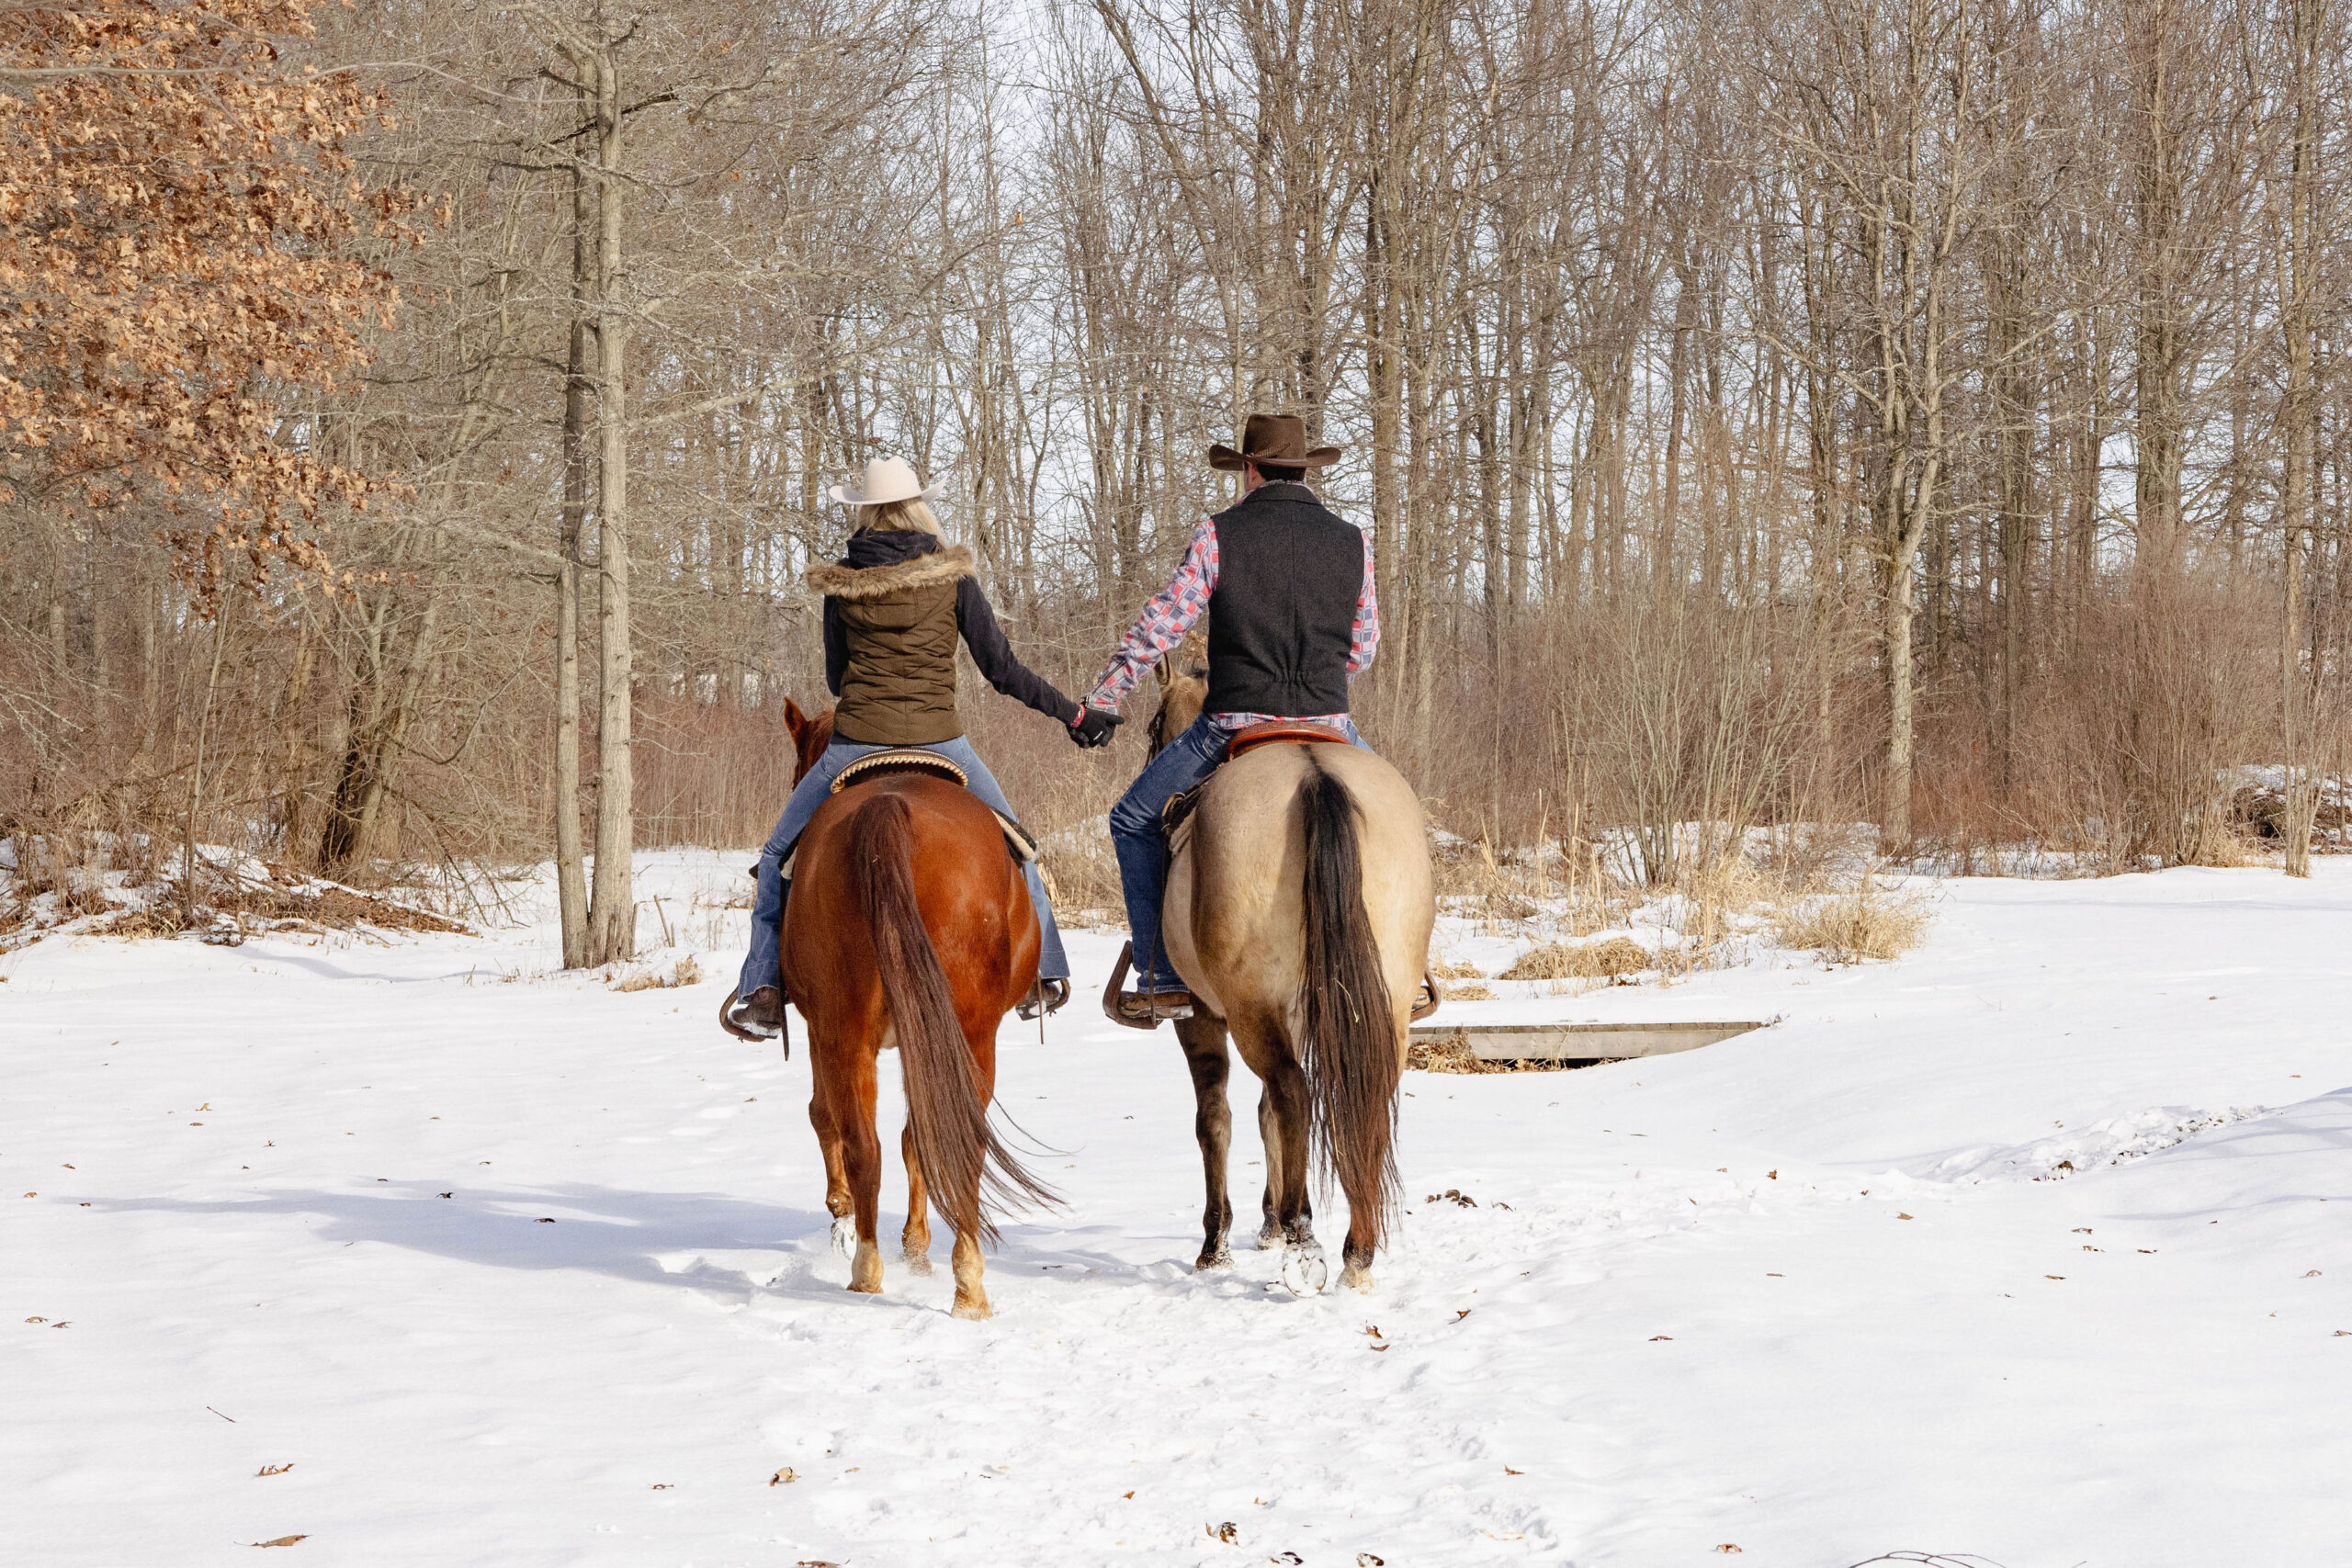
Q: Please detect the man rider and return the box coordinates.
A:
[1072,413,1378,1029]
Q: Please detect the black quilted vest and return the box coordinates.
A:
[1204,482,1363,718]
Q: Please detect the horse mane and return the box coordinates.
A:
[1147,628,1210,756]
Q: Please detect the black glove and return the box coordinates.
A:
[1071,707,1124,749]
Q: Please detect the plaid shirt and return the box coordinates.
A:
[1085,507,1379,729]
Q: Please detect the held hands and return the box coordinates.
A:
[1070,706,1124,749]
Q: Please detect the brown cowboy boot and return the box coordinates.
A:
[1099,942,1194,1029]
[1018,977,1069,1021]
[719,985,785,1041]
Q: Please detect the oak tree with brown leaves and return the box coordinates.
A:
[0,0,407,591]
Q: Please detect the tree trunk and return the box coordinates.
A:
[585,42,636,967]
[556,145,594,964]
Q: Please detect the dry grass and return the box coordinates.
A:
[1497,935,1651,980]
[62,874,473,942]
[612,954,703,992]
[1429,958,1487,981]
[1772,881,1931,962]
[1406,1033,1590,1074]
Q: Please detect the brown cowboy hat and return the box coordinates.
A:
[1206,412,1342,472]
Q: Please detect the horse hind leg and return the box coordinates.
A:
[1254,1043,1327,1293]
[1255,1086,1283,1250]
[835,1051,887,1294]
[899,1122,935,1275]
[950,1228,990,1320]
[1340,1226,1376,1293]
[809,1090,855,1258]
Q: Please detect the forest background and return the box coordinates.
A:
[6,0,2349,964]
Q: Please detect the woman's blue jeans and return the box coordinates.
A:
[736,734,1067,998]
[1106,715,1368,991]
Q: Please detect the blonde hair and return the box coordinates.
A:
[859,497,942,536]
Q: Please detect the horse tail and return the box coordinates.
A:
[849,791,1056,1244]
[1295,750,1401,1247]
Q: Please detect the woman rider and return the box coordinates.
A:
[722,457,1117,1039]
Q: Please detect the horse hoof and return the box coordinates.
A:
[1256,1224,1282,1251]
[951,1297,992,1321]
[901,1250,934,1276]
[1195,1248,1233,1272]
[1280,1242,1329,1295]
[1341,1261,1374,1292]
[831,1216,854,1258]
[849,1240,884,1293]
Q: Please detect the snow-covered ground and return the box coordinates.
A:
[6,852,2348,1566]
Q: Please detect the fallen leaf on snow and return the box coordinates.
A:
[1715,1547,1743,1555]
[1503,1466,1522,1475]
[536,1217,556,1224]
[651,1483,673,1490]
[1649,1335,1673,1341]
[2304,1269,2323,1278]
[769,1468,797,1486]
[1210,1521,1238,1542]
[2045,1275,2064,1280]
[250,1537,307,1549]
[1357,1556,1385,1567]
[257,1463,294,1477]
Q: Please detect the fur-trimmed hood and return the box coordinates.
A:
[807,542,976,602]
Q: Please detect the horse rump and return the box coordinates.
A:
[848,790,1057,1244]
[1295,752,1402,1247]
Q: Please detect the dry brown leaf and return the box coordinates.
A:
[251,1537,307,1549]
[769,1467,797,1486]
[256,1463,294,1477]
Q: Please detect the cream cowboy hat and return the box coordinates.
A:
[827,456,944,507]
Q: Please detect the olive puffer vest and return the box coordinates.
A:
[808,544,977,745]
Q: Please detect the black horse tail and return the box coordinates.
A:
[850,792,1057,1243]
[1295,750,1401,1247]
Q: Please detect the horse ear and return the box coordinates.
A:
[782,696,809,746]
[1155,657,1171,691]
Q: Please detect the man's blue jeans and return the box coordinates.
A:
[1107,715,1368,991]
[736,733,1067,999]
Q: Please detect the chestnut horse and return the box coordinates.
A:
[777,700,1057,1319]
[1144,642,1435,1292]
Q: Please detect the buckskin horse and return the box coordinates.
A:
[1132,640,1436,1292]
[775,699,1057,1319]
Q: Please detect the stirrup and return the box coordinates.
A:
[1018,977,1069,1021]
[1410,973,1442,1021]
[718,987,782,1043]
[1099,941,1193,1029]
